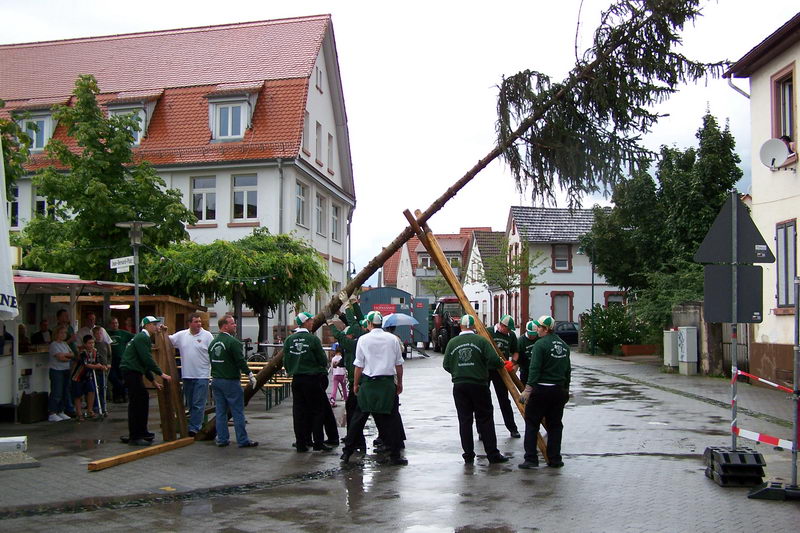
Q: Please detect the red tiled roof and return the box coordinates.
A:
[382,249,401,286]
[0,16,330,99]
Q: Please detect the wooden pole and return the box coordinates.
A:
[88,438,194,472]
[404,209,548,461]
[152,332,189,440]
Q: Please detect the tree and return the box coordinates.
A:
[581,112,741,329]
[16,75,195,279]
[469,237,547,313]
[142,228,329,342]
[0,100,32,195]
[419,270,454,300]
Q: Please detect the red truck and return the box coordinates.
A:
[430,297,465,352]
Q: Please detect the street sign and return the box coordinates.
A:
[110,256,135,270]
[694,194,775,264]
[703,265,764,323]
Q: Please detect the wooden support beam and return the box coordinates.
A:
[404,209,548,462]
[88,438,194,472]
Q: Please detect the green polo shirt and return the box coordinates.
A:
[443,332,503,385]
[209,332,250,380]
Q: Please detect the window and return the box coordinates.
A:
[295,182,308,226]
[447,256,460,268]
[551,291,574,322]
[315,122,323,164]
[605,292,626,306]
[216,103,244,139]
[302,112,310,154]
[192,177,216,222]
[34,190,56,218]
[772,65,795,141]
[19,115,50,151]
[316,66,323,93]
[109,108,145,145]
[776,220,796,307]
[327,133,334,172]
[331,204,341,242]
[315,194,327,236]
[419,255,432,268]
[552,244,572,272]
[232,175,257,220]
[8,186,18,228]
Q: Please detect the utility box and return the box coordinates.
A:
[663,330,679,367]
[678,326,698,375]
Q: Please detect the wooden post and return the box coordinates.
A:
[404,209,548,461]
[152,331,189,440]
[88,438,194,472]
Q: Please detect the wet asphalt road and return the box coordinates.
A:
[2,352,798,532]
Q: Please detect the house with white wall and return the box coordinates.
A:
[505,206,624,328]
[463,230,504,325]
[726,12,799,387]
[1,16,355,340]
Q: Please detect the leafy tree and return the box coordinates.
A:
[581,112,741,328]
[581,303,646,354]
[419,270,454,300]
[0,99,32,195]
[469,237,547,311]
[142,228,329,341]
[16,75,195,279]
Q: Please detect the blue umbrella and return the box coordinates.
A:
[382,313,419,327]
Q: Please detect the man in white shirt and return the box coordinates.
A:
[77,311,111,347]
[169,312,213,436]
[340,311,407,466]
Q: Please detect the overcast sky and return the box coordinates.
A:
[1,0,797,282]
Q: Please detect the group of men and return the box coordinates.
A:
[443,313,571,470]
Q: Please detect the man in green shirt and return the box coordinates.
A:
[283,312,331,452]
[120,316,172,446]
[516,320,540,386]
[443,315,509,464]
[519,315,571,470]
[490,314,520,438]
[107,317,134,403]
[209,315,258,448]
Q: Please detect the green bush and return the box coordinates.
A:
[581,304,645,354]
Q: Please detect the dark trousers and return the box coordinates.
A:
[343,395,403,459]
[109,355,125,401]
[291,374,328,447]
[319,375,339,442]
[345,382,365,449]
[453,382,499,458]
[123,370,150,440]
[488,369,518,433]
[523,385,569,464]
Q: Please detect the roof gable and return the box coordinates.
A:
[473,231,505,259]
[509,206,596,243]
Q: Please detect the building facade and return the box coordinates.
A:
[1,16,356,340]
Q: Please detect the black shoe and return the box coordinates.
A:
[389,457,408,466]
[324,438,340,446]
[518,460,539,469]
[509,430,521,438]
[188,431,197,438]
[119,435,130,444]
[462,453,475,465]
[373,438,383,447]
[340,451,352,464]
[144,431,155,440]
[313,443,332,452]
[239,441,259,448]
[547,461,565,468]
[129,439,153,446]
[296,446,310,453]
[216,441,230,447]
[488,454,509,464]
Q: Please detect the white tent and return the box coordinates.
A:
[0,137,19,321]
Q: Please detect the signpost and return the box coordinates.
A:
[110,256,135,273]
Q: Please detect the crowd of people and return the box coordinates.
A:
[31,296,570,470]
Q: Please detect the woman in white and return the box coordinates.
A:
[48,326,74,421]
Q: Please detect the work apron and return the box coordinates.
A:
[357,375,395,414]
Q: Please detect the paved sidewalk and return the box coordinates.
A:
[0,350,797,522]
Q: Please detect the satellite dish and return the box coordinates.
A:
[759,138,791,169]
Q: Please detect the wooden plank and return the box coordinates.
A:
[88,438,195,472]
[405,209,548,462]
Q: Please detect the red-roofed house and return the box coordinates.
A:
[2,15,355,336]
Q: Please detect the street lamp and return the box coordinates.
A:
[115,221,155,329]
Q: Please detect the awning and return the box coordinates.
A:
[13,275,137,295]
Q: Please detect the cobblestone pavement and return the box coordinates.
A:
[0,351,797,532]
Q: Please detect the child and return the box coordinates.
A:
[329,343,348,406]
[72,335,105,419]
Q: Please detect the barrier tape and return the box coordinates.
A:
[733,426,795,451]
[734,370,793,394]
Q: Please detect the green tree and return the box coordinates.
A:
[419,270,454,300]
[581,112,741,328]
[16,74,195,279]
[469,237,547,311]
[142,228,329,341]
[1,100,32,195]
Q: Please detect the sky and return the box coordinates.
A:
[1,0,798,282]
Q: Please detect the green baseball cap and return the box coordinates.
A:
[533,315,555,328]
[460,315,475,328]
[526,320,537,335]
[499,314,515,330]
[366,310,383,325]
[141,316,161,327]
[295,312,313,326]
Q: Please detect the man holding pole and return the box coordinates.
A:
[443,315,509,464]
[169,312,213,437]
[490,314,521,438]
[519,315,570,469]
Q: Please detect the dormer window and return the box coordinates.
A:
[18,114,53,151]
[109,107,146,145]
[216,102,244,139]
[205,82,263,142]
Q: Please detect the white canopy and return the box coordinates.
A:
[0,137,19,321]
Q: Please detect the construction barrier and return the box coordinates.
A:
[731,370,796,451]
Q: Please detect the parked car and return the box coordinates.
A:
[554,321,579,345]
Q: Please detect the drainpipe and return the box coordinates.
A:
[726,75,750,99]
[278,158,285,332]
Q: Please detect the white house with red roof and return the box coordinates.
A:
[726,12,799,388]
[1,15,355,337]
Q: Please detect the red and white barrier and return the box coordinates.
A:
[734,370,793,394]
[733,426,795,451]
